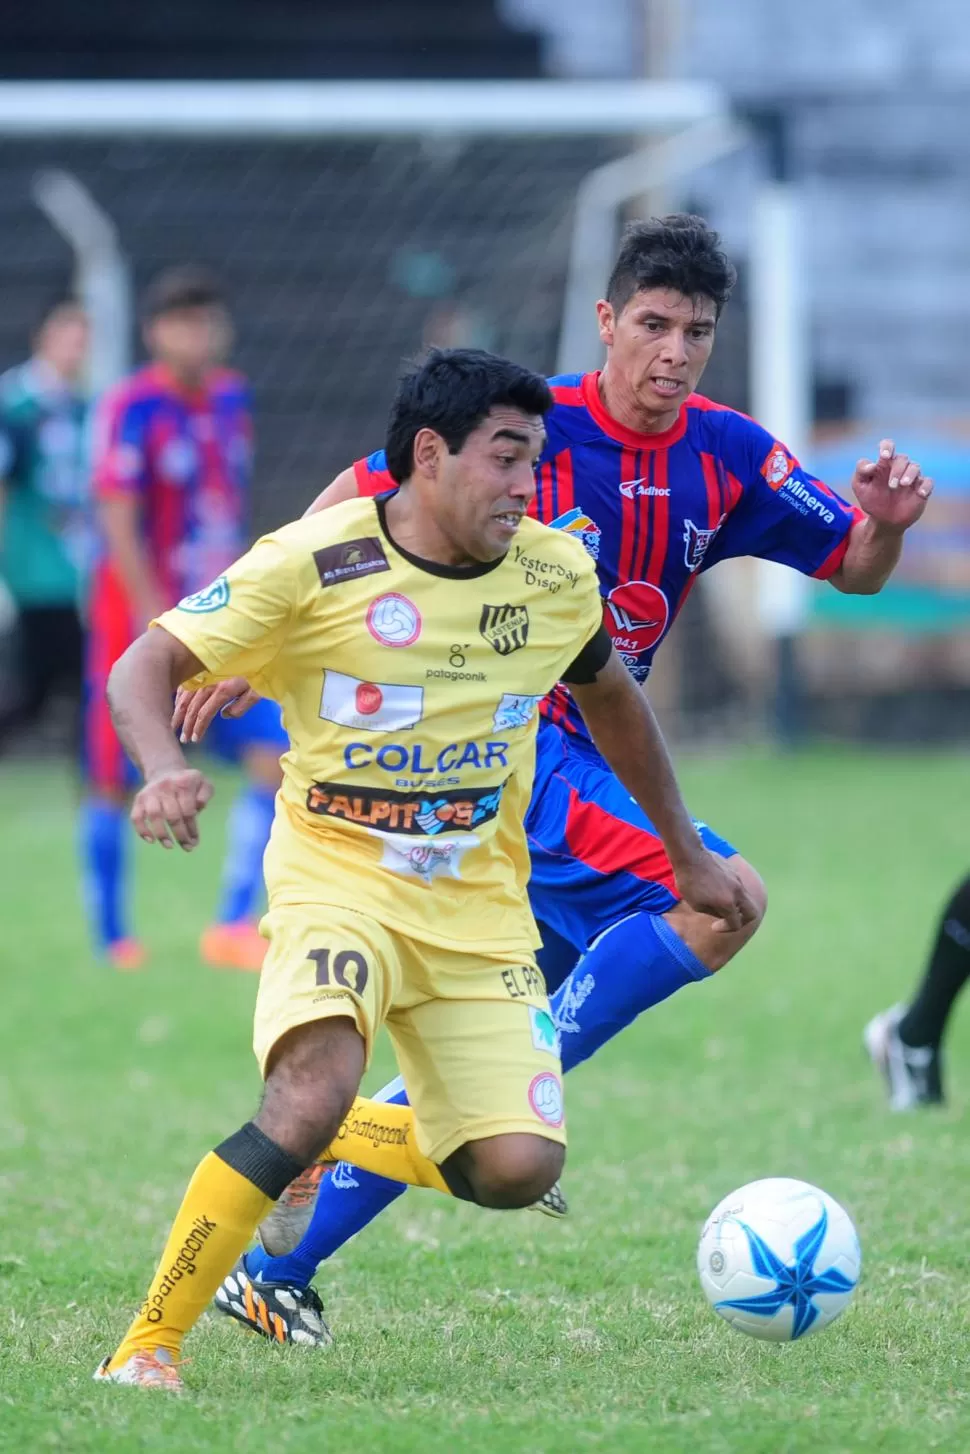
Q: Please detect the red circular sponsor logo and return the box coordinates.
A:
[604,580,669,657]
[355,682,383,715]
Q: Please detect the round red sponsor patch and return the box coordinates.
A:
[355,682,383,715]
[528,1072,564,1128]
[604,580,669,656]
[366,592,422,648]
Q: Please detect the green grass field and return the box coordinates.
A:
[2,750,969,1453]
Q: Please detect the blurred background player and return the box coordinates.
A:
[81,265,286,971]
[865,875,970,1109]
[0,298,90,751]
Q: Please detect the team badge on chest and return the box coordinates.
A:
[683,515,726,573]
[479,604,529,656]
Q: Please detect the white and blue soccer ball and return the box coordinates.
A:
[697,1177,861,1342]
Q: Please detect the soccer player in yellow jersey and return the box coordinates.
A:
[95,349,754,1390]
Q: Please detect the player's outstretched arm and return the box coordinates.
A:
[569,652,757,932]
[108,627,215,851]
[829,439,933,594]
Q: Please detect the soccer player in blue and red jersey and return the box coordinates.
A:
[180,216,931,1343]
[82,266,287,970]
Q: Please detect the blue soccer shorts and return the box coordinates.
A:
[526,718,736,958]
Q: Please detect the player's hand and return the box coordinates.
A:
[673,850,759,933]
[131,767,215,851]
[850,440,933,533]
[172,678,261,743]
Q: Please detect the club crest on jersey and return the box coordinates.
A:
[604,580,669,661]
[479,603,529,656]
[761,444,796,489]
[683,515,726,574]
[176,575,229,613]
[548,506,601,560]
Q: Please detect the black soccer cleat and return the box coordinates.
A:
[214,1256,332,1347]
[864,1004,944,1110]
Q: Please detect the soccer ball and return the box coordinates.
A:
[697,1177,861,1342]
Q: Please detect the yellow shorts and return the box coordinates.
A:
[253,903,565,1164]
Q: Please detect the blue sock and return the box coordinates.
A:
[246,1076,409,1287]
[216,784,276,924]
[245,914,710,1289]
[79,797,128,949]
[552,910,711,1072]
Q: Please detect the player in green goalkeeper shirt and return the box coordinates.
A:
[0,297,91,746]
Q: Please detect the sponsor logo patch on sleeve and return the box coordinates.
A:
[177,575,230,613]
[529,1005,560,1056]
[761,444,796,490]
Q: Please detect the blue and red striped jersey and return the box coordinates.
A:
[353,371,862,740]
[90,362,253,614]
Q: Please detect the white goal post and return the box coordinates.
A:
[0,79,809,649]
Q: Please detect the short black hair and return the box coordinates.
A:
[384,348,553,485]
[606,214,736,317]
[142,264,226,321]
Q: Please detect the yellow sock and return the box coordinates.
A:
[321,1096,451,1193]
[108,1151,274,1367]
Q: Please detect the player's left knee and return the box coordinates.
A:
[449,1132,565,1209]
[707,856,767,970]
[732,856,767,928]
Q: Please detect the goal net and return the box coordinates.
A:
[0,81,731,531]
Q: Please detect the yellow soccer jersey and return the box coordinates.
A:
[157,494,606,957]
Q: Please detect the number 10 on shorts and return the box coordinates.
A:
[308,947,369,995]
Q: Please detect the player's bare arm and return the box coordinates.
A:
[301,465,359,518]
[108,626,214,851]
[569,650,757,932]
[828,439,933,595]
[99,492,167,631]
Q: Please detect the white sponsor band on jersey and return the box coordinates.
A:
[319,669,424,731]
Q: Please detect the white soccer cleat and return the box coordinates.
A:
[864,1004,943,1111]
[93,1348,183,1392]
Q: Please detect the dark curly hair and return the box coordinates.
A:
[606,214,736,317]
